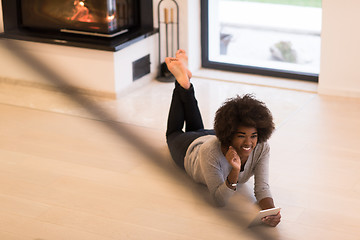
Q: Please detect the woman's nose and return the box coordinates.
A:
[244,137,251,144]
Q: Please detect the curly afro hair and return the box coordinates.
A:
[214,94,275,147]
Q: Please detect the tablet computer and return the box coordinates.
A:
[248,207,281,227]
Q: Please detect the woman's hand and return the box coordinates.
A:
[225,146,241,171]
[258,198,281,227]
[262,212,281,227]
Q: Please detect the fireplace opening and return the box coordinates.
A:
[1,0,156,51]
[21,0,139,37]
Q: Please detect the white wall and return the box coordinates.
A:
[114,35,158,94]
[319,0,360,98]
[153,0,201,73]
[0,35,157,98]
[0,39,115,92]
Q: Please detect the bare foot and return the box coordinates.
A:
[176,49,188,66]
[165,57,190,89]
[176,49,192,79]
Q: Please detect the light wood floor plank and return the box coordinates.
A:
[1,77,360,239]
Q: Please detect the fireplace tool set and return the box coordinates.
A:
[157,0,179,82]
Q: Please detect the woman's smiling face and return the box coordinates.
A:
[231,126,258,159]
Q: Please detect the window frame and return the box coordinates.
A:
[200,0,319,82]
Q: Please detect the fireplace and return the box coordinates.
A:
[1,0,156,51]
[21,0,139,37]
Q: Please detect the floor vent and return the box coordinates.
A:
[132,54,151,81]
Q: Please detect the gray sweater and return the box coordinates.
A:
[184,135,272,207]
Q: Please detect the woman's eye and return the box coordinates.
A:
[251,135,258,139]
[237,135,245,138]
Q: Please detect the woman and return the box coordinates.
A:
[165,50,281,227]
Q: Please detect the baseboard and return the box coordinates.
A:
[318,86,360,99]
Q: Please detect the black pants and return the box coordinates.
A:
[166,82,215,169]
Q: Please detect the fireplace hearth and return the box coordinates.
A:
[1,0,157,51]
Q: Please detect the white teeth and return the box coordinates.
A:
[243,147,251,151]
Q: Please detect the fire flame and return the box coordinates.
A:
[71,0,93,22]
[107,15,115,22]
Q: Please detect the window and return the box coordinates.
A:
[201,0,322,81]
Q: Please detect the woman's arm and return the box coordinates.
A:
[253,143,272,201]
[254,143,281,227]
[258,197,281,227]
[224,146,241,190]
[259,197,275,209]
[199,143,237,206]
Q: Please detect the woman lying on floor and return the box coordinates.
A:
[165,49,281,227]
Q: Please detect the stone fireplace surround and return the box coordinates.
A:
[0,0,159,99]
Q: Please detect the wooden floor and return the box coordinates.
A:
[0,73,360,240]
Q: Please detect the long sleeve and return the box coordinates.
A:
[185,136,235,207]
[184,136,273,206]
[252,142,272,201]
[198,146,235,207]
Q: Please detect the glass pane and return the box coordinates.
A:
[208,0,322,75]
[20,0,138,34]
